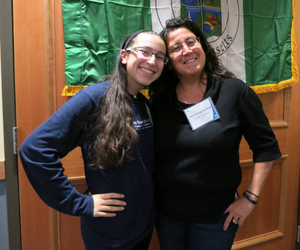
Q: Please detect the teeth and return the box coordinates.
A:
[141,68,153,74]
[184,59,196,64]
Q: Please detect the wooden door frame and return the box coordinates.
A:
[0,0,22,249]
[297,184,300,250]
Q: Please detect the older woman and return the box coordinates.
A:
[150,18,281,250]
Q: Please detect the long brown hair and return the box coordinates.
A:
[89,30,157,169]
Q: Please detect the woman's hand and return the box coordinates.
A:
[223,195,255,231]
[223,161,274,231]
[92,193,126,217]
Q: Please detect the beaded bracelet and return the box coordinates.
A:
[243,192,257,205]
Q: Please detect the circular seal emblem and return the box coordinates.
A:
[156,0,241,57]
[206,0,240,56]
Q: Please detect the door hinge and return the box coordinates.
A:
[297,225,300,243]
[13,127,18,155]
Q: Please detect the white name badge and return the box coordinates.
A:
[183,97,220,131]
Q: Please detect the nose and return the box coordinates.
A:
[147,54,156,64]
[182,43,192,54]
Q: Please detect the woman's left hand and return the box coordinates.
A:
[223,195,255,231]
[223,161,274,231]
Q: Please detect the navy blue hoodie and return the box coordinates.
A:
[19,81,155,249]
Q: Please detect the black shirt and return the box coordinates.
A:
[151,77,282,223]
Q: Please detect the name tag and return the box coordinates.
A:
[183,97,220,131]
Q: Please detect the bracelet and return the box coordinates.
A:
[245,190,259,199]
[243,192,257,205]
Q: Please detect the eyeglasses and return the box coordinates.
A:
[168,37,201,55]
[126,47,168,65]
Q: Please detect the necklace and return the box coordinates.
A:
[199,81,206,94]
[176,81,207,104]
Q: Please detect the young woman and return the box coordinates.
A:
[19,30,167,250]
[150,18,281,250]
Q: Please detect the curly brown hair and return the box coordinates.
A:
[149,17,235,99]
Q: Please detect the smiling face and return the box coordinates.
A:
[121,33,166,95]
[167,27,206,81]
